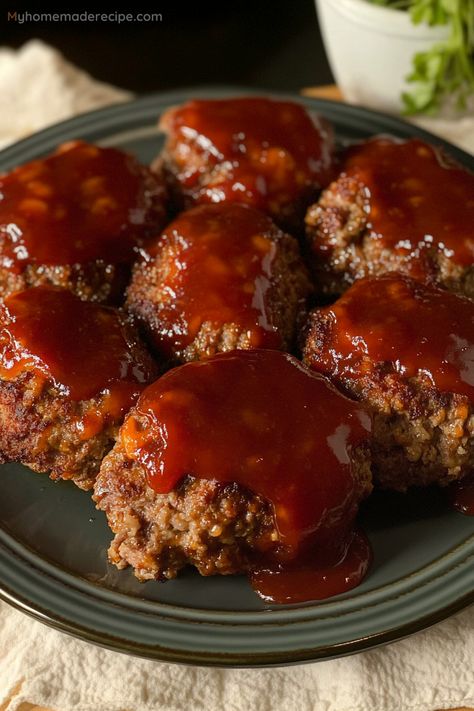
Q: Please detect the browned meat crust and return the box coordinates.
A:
[94,443,277,580]
[305,174,474,299]
[94,439,372,581]
[303,309,474,491]
[0,314,158,490]
[0,372,121,490]
[0,261,127,304]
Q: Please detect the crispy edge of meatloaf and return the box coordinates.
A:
[303,310,474,491]
[94,443,278,580]
[125,226,313,363]
[0,371,124,490]
[93,436,372,581]
[0,307,158,489]
[304,174,474,299]
[0,261,129,305]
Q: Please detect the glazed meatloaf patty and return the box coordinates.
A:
[303,274,474,491]
[126,203,312,363]
[0,140,168,303]
[305,137,474,298]
[157,96,334,231]
[0,286,157,489]
[94,350,372,582]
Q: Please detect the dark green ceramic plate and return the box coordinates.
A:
[1,89,473,667]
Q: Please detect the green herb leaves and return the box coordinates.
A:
[366,0,474,114]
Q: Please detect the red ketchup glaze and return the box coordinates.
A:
[163,97,334,216]
[0,286,157,407]
[450,478,474,515]
[144,204,288,359]
[341,137,474,269]
[0,140,165,270]
[250,529,372,604]
[311,274,474,401]
[120,349,372,603]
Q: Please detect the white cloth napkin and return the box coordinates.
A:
[1,40,474,711]
[0,40,131,149]
[1,599,474,711]
[413,114,474,155]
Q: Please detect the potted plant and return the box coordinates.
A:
[315,0,474,115]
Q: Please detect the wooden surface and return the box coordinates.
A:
[303,84,344,101]
[3,83,473,711]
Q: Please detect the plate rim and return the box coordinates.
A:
[1,86,473,667]
[1,526,474,666]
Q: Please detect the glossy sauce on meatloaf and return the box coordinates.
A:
[309,273,474,400]
[0,140,167,270]
[340,138,474,270]
[126,203,311,362]
[0,286,156,426]
[160,97,334,227]
[134,205,292,356]
[119,349,372,602]
[303,274,474,491]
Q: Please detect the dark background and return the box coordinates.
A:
[1,1,333,93]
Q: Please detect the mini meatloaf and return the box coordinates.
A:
[0,140,168,303]
[157,96,334,230]
[126,203,312,363]
[305,137,474,298]
[94,349,372,582]
[303,274,474,491]
[0,286,158,489]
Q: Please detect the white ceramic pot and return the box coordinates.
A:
[315,0,450,113]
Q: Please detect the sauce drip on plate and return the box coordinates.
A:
[450,478,474,516]
[250,529,372,604]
